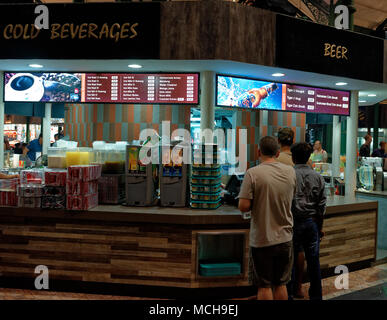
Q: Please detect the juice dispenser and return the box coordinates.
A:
[159,141,188,207]
[47,147,66,168]
[125,144,158,206]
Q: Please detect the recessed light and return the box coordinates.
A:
[368,94,376,97]
[272,73,285,77]
[128,64,142,69]
[359,100,367,103]
[335,82,347,86]
[29,64,43,68]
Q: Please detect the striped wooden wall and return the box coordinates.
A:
[64,104,191,147]
[234,109,260,169]
[260,110,306,143]
[320,210,377,269]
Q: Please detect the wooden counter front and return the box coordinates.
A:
[0,196,378,290]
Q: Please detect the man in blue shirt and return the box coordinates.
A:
[24,134,42,161]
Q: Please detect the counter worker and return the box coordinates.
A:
[359,134,372,158]
[310,140,328,163]
[371,141,386,158]
[277,127,295,166]
[24,133,42,161]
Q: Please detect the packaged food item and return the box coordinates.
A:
[41,196,66,209]
[67,165,102,182]
[18,197,41,208]
[66,180,98,195]
[44,169,67,186]
[66,193,98,211]
[43,186,66,197]
[17,184,44,197]
[20,170,44,185]
[0,178,19,191]
[0,191,18,206]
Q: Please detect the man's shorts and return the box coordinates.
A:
[251,241,293,288]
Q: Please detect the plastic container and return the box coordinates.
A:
[191,200,221,209]
[66,148,93,167]
[191,183,221,193]
[47,147,67,169]
[199,262,241,276]
[191,192,221,202]
[191,175,222,185]
[103,143,125,174]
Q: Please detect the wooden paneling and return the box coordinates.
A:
[320,211,377,269]
[0,217,194,288]
[160,1,276,66]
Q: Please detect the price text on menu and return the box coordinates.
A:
[83,73,199,104]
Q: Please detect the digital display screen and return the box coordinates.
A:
[216,74,350,116]
[4,72,199,105]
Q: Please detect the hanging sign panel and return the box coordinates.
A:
[3,72,199,105]
[216,74,350,116]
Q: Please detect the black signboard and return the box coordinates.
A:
[276,14,384,83]
[0,3,160,59]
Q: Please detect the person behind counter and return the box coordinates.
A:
[310,140,328,163]
[371,141,386,158]
[277,127,294,166]
[4,137,11,151]
[359,134,372,158]
[238,136,296,300]
[288,142,326,301]
[23,134,42,161]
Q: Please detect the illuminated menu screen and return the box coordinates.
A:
[83,73,199,104]
[3,72,199,105]
[216,74,350,116]
[283,85,350,116]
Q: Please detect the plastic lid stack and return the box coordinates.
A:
[190,144,222,210]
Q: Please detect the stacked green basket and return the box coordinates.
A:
[191,144,222,209]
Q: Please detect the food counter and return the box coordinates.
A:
[0,195,378,291]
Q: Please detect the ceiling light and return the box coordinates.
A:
[272,73,285,77]
[359,100,366,103]
[128,64,142,69]
[335,82,347,86]
[367,94,376,97]
[28,64,43,68]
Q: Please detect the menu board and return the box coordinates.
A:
[283,85,350,116]
[3,72,199,105]
[216,74,350,116]
[83,73,199,104]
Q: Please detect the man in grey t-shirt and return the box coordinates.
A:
[239,136,296,300]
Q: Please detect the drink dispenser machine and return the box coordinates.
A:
[159,142,188,207]
[125,144,158,206]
